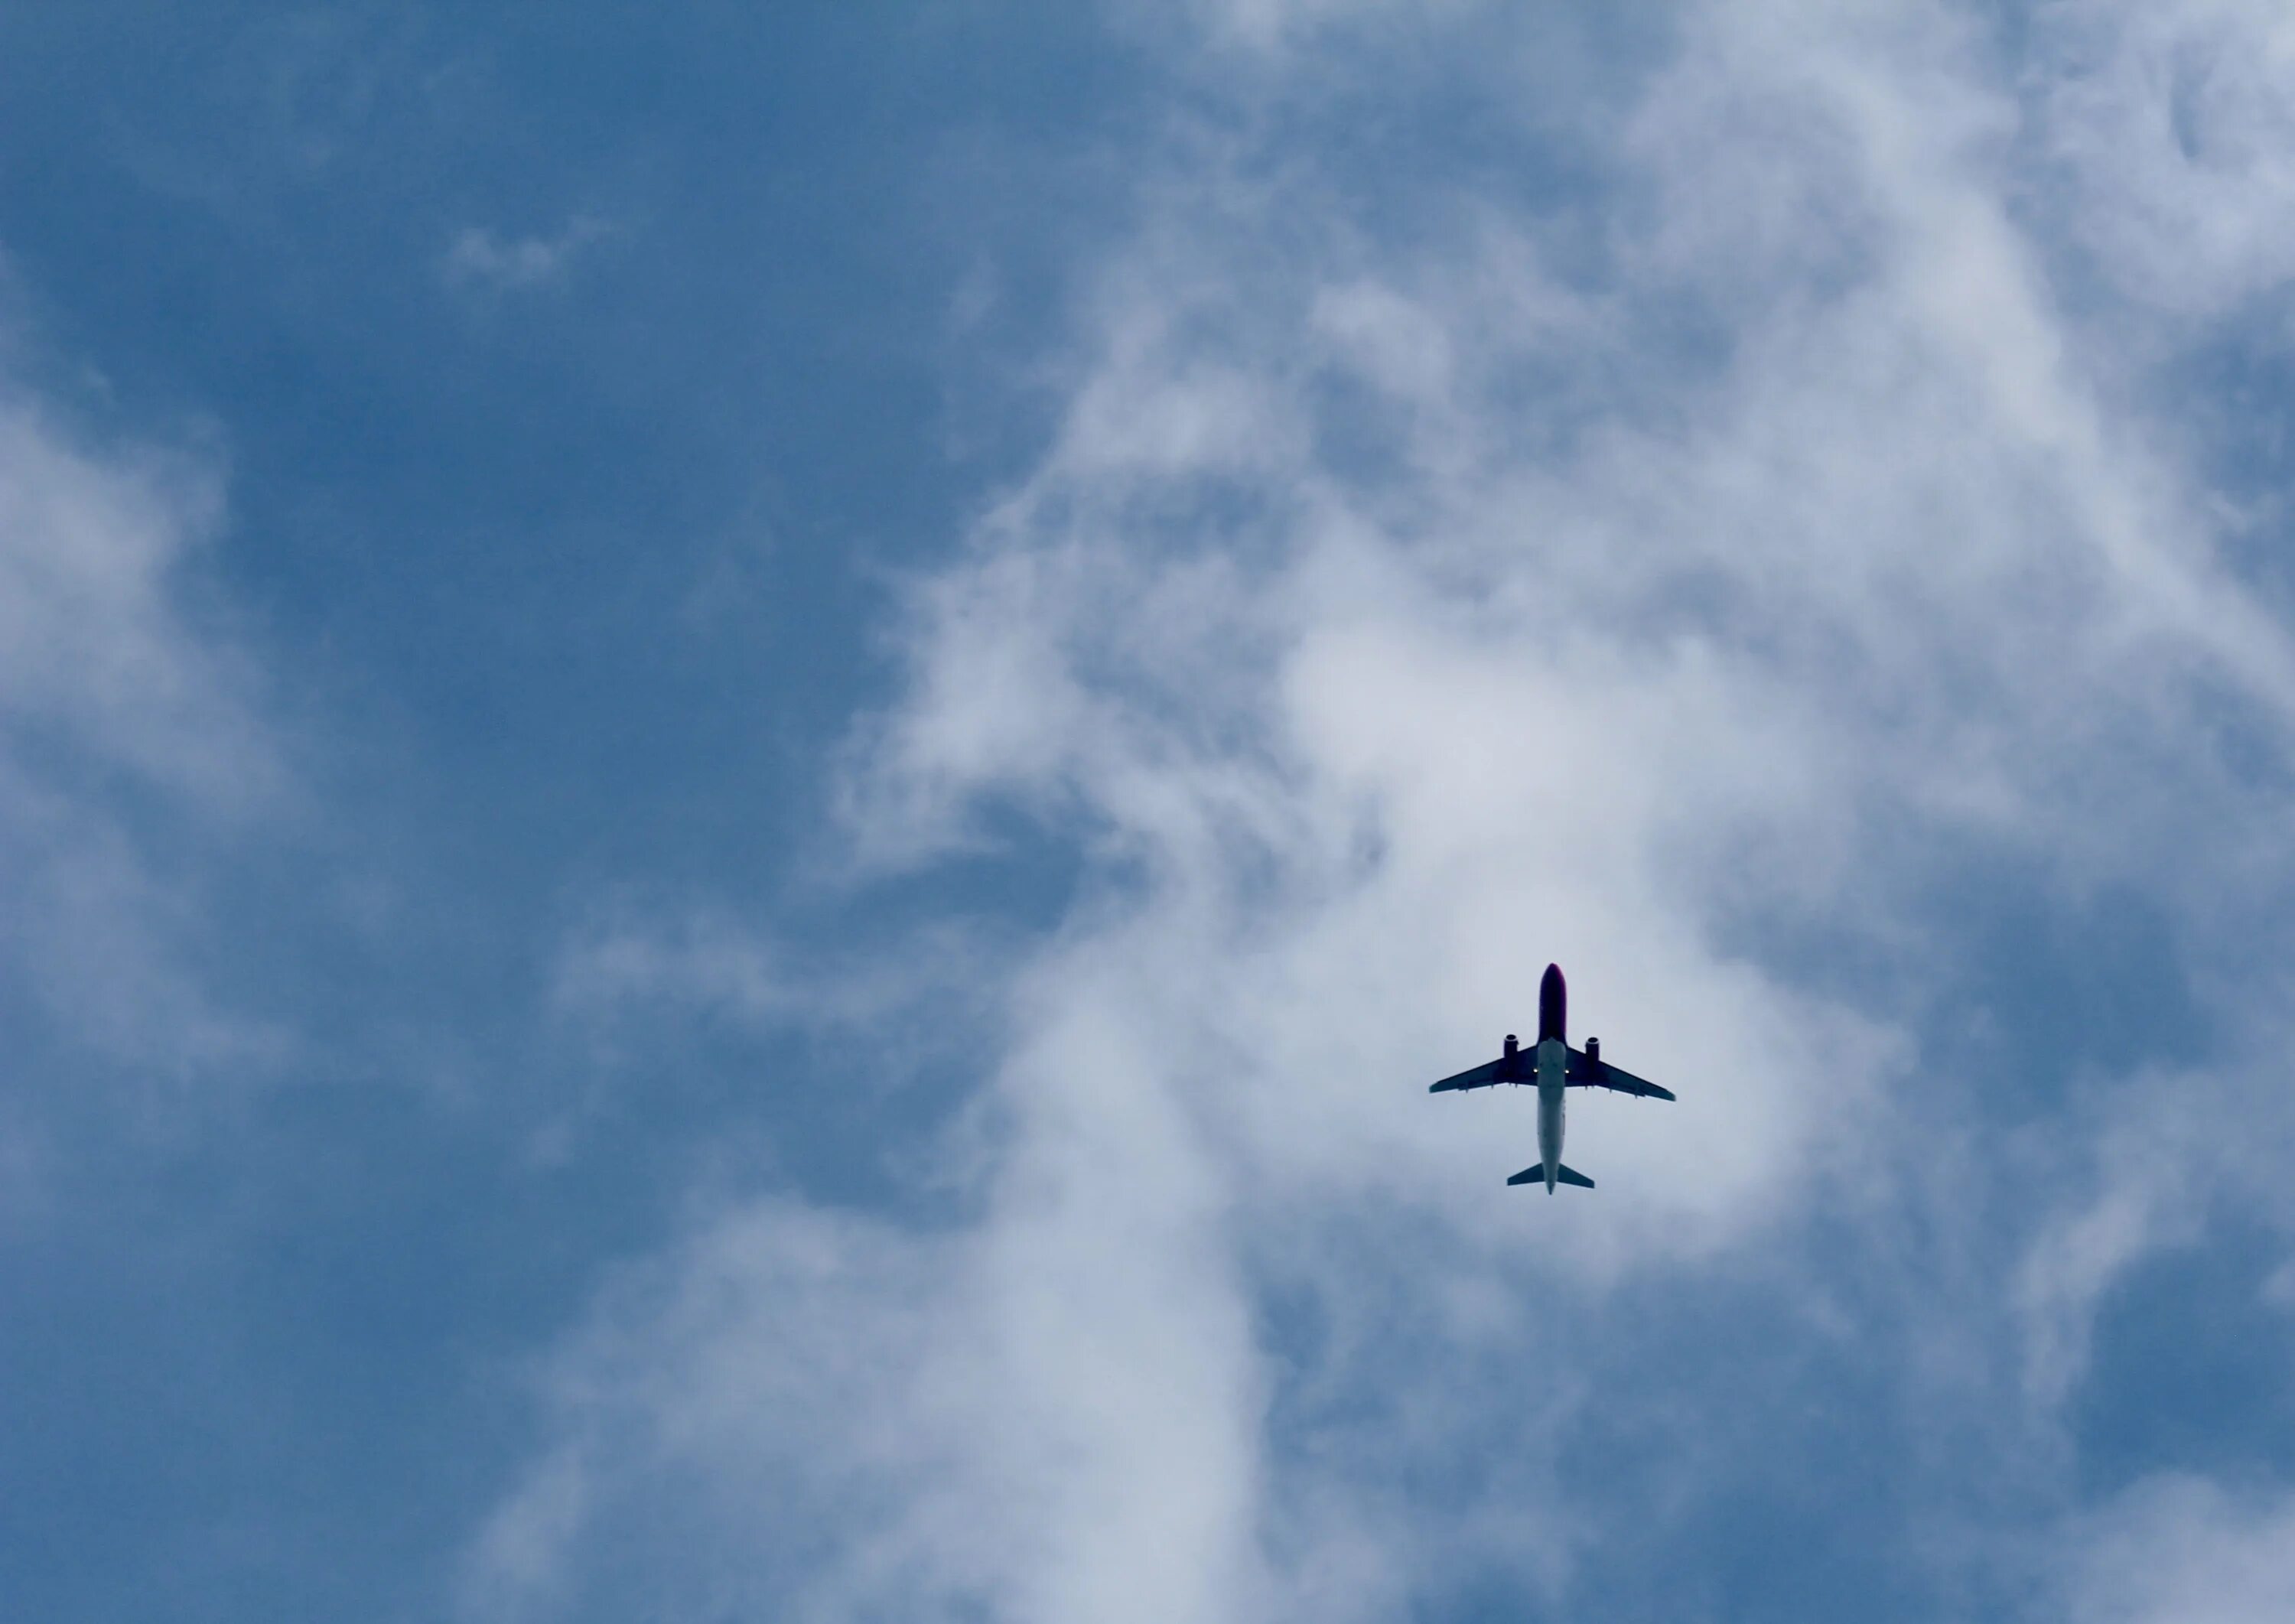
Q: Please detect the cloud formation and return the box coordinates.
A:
[2037,0,2295,318]
[473,5,2295,1620]
[444,217,609,293]
[2065,1475,2295,1624]
[0,366,282,1071]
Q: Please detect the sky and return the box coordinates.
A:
[8,2,2295,1620]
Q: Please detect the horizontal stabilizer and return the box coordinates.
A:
[1505,1163,1595,1189]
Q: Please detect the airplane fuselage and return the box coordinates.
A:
[1536,1038,1567,1193]
[1535,963,1567,1193]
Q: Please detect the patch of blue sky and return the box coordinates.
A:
[0,6,1140,1621]
[0,1,1128,1080]
[2074,1212,2295,1495]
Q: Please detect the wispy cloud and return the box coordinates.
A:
[2035,0,2295,319]
[2062,1474,2295,1624]
[467,5,2295,1620]
[443,216,610,293]
[0,370,286,1070]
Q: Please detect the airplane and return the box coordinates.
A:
[1428,963,1674,1192]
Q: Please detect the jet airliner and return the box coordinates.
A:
[1428,963,1674,1191]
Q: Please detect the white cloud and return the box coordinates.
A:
[2064,1476,2295,1624]
[0,373,283,1067]
[0,396,268,799]
[1128,0,1490,57]
[552,906,808,1028]
[443,216,608,293]
[2013,1067,2212,1407]
[2036,0,2295,319]
[536,897,1019,1169]
[472,5,2295,1619]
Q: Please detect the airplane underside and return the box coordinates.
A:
[1424,963,1675,1193]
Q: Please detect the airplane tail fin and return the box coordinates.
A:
[1506,1163,1595,1190]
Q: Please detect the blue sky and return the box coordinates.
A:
[8,4,2295,1621]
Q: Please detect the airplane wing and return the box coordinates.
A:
[1428,1056,1510,1093]
[1565,1046,1675,1100]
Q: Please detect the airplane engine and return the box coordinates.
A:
[1586,1037,1600,1063]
